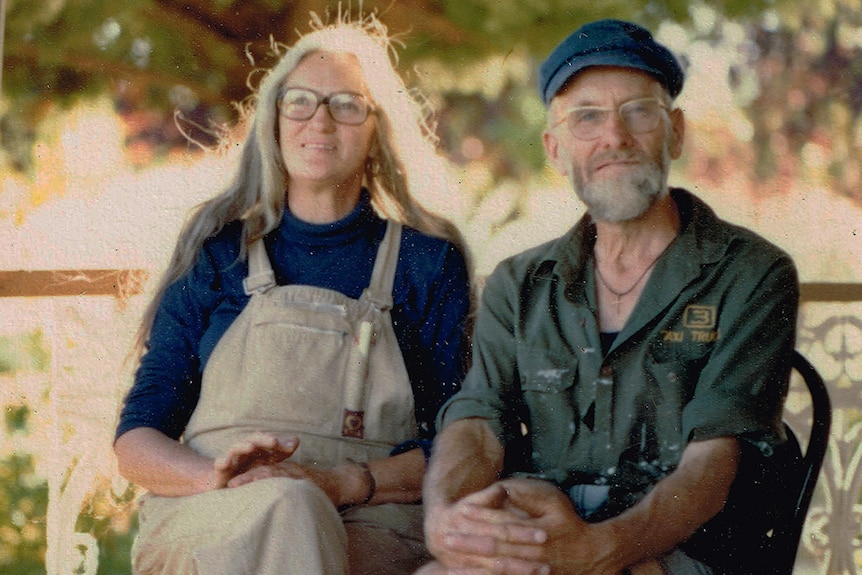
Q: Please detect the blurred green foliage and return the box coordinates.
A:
[4,0,858,204]
[4,0,790,180]
[5,0,862,205]
[1,407,48,575]
[77,490,137,575]
[0,331,50,375]
[0,337,136,574]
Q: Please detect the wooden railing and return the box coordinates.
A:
[0,271,853,302]
[799,282,862,303]
[0,269,149,298]
[0,268,149,575]
[794,283,862,574]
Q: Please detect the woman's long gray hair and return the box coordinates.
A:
[133,12,471,355]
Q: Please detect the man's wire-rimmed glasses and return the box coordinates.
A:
[279,88,375,125]
[552,97,669,141]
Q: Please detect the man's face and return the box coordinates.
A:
[542,67,685,223]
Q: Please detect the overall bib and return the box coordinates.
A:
[132,222,429,575]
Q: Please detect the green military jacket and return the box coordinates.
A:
[440,188,799,510]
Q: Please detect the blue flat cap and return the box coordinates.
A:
[538,19,684,106]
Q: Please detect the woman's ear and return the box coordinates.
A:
[367,129,382,160]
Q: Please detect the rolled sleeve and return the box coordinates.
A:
[438,259,523,446]
[682,253,798,456]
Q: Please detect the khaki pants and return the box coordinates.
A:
[133,477,428,575]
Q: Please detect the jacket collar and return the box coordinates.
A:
[533,188,734,317]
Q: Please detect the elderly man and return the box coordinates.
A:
[419,19,798,575]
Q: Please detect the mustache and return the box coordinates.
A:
[587,152,649,172]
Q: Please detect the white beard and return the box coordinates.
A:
[570,131,673,223]
[573,161,667,223]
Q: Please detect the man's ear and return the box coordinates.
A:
[543,129,566,174]
[669,107,685,159]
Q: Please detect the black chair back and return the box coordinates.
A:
[766,351,831,575]
[680,351,830,575]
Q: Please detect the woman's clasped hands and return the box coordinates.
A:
[211,432,369,509]
[211,432,299,489]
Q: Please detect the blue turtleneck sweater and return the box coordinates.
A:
[117,191,472,452]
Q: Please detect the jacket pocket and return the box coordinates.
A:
[519,348,578,470]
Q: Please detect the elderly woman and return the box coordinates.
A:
[113,13,472,575]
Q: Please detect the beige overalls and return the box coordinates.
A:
[132,222,429,575]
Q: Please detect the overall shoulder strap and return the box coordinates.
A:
[363,221,402,310]
[242,239,277,295]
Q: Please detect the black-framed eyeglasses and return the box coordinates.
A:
[552,97,669,141]
[279,87,375,125]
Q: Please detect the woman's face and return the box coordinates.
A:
[278,51,377,194]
